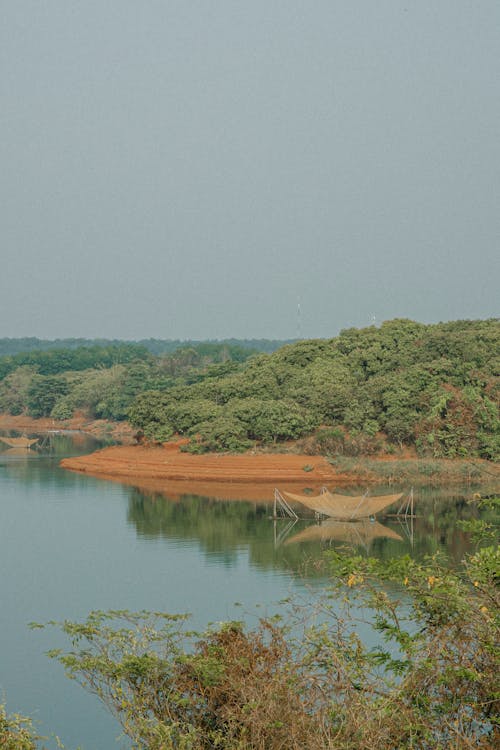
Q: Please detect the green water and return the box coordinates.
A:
[0,432,492,749]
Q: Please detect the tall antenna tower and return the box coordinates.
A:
[296,296,302,340]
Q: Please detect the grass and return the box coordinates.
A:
[325,455,498,485]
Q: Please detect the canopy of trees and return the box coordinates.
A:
[128,319,499,458]
[0,336,286,357]
[1,319,498,459]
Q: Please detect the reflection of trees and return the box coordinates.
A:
[127,491,273,569]
[126,488,485,576]
[34,432,108,456]
[0,431,105,485]
[0,430,103,457]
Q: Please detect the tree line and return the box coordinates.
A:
[0,336,286,358]
[0,318,498,459]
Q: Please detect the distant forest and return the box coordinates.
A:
[0,319,498,460]
[0,337,289,357]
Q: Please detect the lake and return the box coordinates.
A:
[0,432,491,749]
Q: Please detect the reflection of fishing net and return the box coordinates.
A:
[284,518,403,546]
[280,489,403,520]
[0,436,38,448]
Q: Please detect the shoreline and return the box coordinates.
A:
[60,445,349,486]
[0,412,135,443]
[1,413,497,495]
[59,443,499,499]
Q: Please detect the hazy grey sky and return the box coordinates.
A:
[1,1,498,340]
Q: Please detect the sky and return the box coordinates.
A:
[1,0,499,341]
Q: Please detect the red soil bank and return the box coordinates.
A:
[60,444,360,501]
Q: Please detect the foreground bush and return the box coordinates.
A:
[0,705,40,750]
[32,501,498,750]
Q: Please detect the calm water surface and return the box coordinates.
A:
[0,433,491,749]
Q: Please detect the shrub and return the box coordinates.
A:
[144,423,174,443]
[0,705,40,750]
[226,398,316,443]
[186,416,252,453]
[37,500,499,749]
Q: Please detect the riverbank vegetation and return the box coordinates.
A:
[7,497,495,749]
[0,319,498,460]
[323,455,498,485]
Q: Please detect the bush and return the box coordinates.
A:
[50,400,74,420]
[144,423,174,443]
[226,398,316,443]
[186,416,252,453]
[26,375,69,418]
[36,500,499,749]
[0,705,40,750]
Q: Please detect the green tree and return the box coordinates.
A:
[226,398,316,443]
[26,375,69,418]
[187,416,252,453]
[0,366,37,415]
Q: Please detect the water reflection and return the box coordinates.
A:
[283,518,404,547]
[0,430,496,750]
[1,446,37,456]
[0,430,110,489]
[0,427,493,575]
[125,485,489,574]
[0,429,109,458]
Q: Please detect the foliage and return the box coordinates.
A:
[0,337,286,358]
[1,319,498,458]
[26,375,69,418]
[0,344,149,380]
[416,384,500,459]
[0,705,41,750]
[127,318,499,455]
[185,416,252,453]
[33,506,499,749]
[0,366,36,415]
[324,454,495,485]
[50,365,137,421]
[225,397,316,442]
[308,426,384,457]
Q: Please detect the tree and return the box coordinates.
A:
[26,375,69,418]
[187,416,252,453]
[0,366,37,415]
[226,398,316,443]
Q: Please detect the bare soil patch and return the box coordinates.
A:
[60,445,351,490]
[60,442,499,500]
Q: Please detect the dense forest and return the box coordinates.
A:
[0,319,498,459]
[0,336,288,357]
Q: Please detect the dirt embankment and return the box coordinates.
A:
[0,413,135,443]
[59,441,500,501]
[59,442,371,501]
[60,445,350,485]
[3,413,497,500]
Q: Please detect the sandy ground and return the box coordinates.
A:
[60,443,499,501]
[59,443,366,502]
